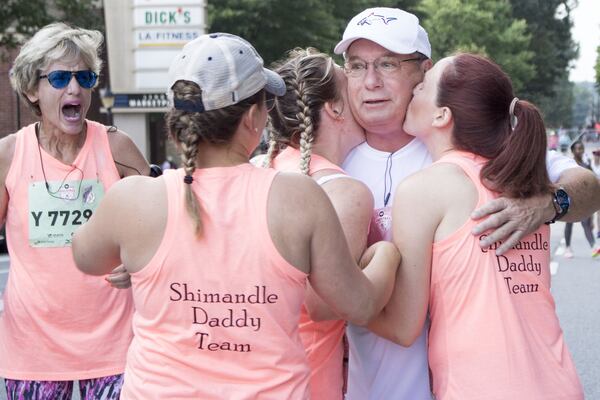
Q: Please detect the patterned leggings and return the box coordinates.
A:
[4,374,123,400]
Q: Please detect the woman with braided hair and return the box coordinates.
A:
[260,48,373,400]
[71,34,399,399]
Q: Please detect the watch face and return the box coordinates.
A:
[556,189,570,211]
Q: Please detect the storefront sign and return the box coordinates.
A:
[114,93,169,109]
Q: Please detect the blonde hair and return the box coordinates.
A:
[166,81,265,236]
[10,22,103,115]
[266,48,340,175]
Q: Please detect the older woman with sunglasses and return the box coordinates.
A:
[0,23,149,399]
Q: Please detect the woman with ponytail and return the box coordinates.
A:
[70,33,399,399]
[370,53,583,399]
[261,48,374,400]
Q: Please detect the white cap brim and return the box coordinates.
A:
[264,68,285,96]
[334,35,419,55]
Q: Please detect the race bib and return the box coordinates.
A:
[28,179,104,248]
[368,206,392,244]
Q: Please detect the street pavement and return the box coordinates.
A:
[551,221,600,399]
[0,222,598,399]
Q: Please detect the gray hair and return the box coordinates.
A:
[10,22,104,115]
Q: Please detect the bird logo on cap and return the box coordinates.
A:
[357,12,398,26]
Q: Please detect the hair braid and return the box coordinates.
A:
[178,114,203,236]
[296,83,314,175]
[262,119,279,168]
[166,81,264,238]
[267,48,338,174]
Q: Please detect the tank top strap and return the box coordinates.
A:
[130,168,185,283]
[163,168,184,225]
[434,151,492,207]
[315,173,351,186]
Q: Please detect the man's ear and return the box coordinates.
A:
[433,106,452,128]
[421,58,434,73]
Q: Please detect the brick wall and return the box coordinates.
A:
[0,48,37,137]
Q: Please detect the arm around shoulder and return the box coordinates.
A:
[304,177,374,321]
[367,170,443,346]
[557,166,600,222]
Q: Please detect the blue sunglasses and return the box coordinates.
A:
[38,70,98,89]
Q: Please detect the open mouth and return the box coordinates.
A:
[364,99,387,105]
[62,103,82,120]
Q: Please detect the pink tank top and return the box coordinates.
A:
[0,121,134,380]
[273,146,347,400]
[120,165,309,399]
[428,152,583,399]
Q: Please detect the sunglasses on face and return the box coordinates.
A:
[38,70,98,89]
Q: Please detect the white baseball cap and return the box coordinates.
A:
[334,8,431,58]
[168,33,285,112]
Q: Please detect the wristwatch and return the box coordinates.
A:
[545,188,570,224]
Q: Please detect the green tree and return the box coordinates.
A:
[509,0,578,105]
[0,0,103,49]
[418,0,534,92]
[537,72,573,128]
[208,0,419,65]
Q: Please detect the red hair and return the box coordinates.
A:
[437,53,552,198]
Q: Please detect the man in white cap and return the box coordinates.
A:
[336,7,600,400]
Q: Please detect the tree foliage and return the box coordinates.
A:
[509,0,578,103]
[1,0,582,127]
[0,0,103,49]
[208,0,419,65]
[418,0,534,92]
[537,72,573,128]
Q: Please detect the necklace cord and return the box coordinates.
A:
[35,123,84,200]
[383,152,394,207]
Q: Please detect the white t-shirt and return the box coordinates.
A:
[546,150,578,182]
[342,139,577,400]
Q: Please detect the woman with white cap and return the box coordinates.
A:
[72,33,399,399]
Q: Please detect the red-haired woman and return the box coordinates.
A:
[367,53,583,399]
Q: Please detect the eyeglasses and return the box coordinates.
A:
[344,57,422,78]
[265,92,276,112]
[38,70,98,89]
